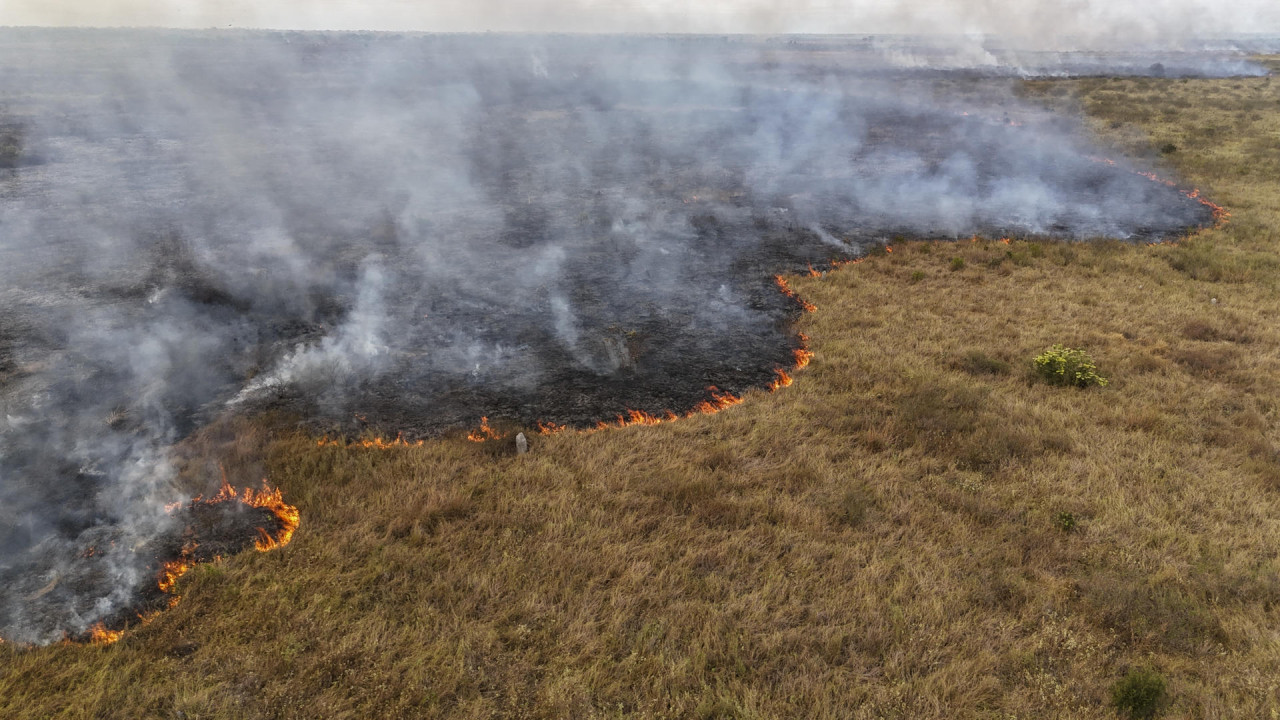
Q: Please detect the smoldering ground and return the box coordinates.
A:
[0,30,1225,643]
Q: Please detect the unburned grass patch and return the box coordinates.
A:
[1180,317,1252,344]
[951,348,1012,376]
[893,380,1068,471]
[1081,571,1229,653]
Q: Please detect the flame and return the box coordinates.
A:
[774,275,817,313]
[466,416,504,443]
[1089,156,1230,229]
[537,421,567,436]
[158,558,193,595]
[793,343,814,371]
[152,477,299,610]
[88,623,123,646]
[7,474,300,647]
[318,433,424,449]
[768,370,793,391]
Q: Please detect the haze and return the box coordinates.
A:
[5,1,1280,44]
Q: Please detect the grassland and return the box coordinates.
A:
[3,65,1280,719]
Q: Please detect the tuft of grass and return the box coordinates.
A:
[1111,666,1168,719]
[953,349,1012,376]
[836,485,874,528]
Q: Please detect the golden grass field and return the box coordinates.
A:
[3,62,1280,719]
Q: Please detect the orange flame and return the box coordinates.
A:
[768,370,793,391]
[793,345,814,371]
[20,476,300,647]
[537,421,567,436]
[159,477,299,599]
[158,558,193,595]
[318,433,425,449]
[774,275,817,313]
[691,386,746,415]
[1089,156,1230,229]
[466,416,504,443]
[89,623,123,646]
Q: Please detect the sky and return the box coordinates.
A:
[3,1,1279,41]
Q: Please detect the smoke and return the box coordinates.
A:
[5,0,1280,41]
[0,29,1225,643]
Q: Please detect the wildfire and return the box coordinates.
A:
[1089,155,1230,229]
[78,475,302,645]
[768,370,793,391]
[318,433,425,449]
[466,416,504,443]
[537,421,567,435]
[793,341,814,371]
[158,558,193,595]
[774,275,817,313]
[88,623,123,646]
[691,386,747,415]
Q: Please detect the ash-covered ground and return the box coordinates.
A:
[0,30,1229,643]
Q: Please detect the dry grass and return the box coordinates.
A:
[5,66,1280,718]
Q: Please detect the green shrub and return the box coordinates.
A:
[950,257,966,272]
[1111,666,1168,718]
[1033,345,1108,388]
[909,270,926,284]
[1055,511,1077,532]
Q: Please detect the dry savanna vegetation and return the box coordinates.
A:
[3,63,1280,719]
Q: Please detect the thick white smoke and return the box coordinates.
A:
[5,0,1280,41]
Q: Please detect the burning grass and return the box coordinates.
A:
[0,473,302,648]
[3,59,1280,720]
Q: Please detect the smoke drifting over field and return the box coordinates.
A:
[7,0,1280,39]
[0,29,1230,643]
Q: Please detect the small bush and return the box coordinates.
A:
[1111,666,1168,719]
[950,257,966,272]
[909,270,926,284]
[1159,142,1178,154]
[1033,345,1108,388]
[1055,511,1076,532]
